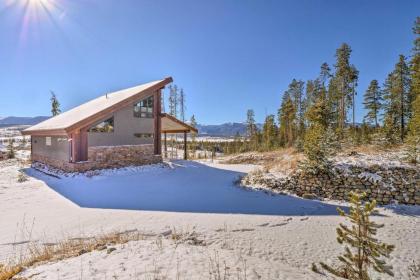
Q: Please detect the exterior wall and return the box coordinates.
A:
[32,136,69,162]
[31,92,163,172]
[87,98,154,147]
[33,144,162,172]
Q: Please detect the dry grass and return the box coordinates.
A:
[341,144,403,155]
[221,148,304,176]
[0,230,144,280]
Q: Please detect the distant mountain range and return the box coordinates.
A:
[196,122,263,137]
[0,116,50,126]
[0,116,257,137]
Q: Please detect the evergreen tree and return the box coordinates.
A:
[7,138,15,159]
[363,80,382,127]
[302,124,338,173]
[319,192,395,280]
[168,85,178,118]
[262,114,277,150]
[333,43,358,133]
[289,79,306,138]
[406,17,420,164]
[278,92,296,146]
[246,109,258,149]
[319,62,332,87]
[178,88,186,121]
[306,79,330,128]
[50,91,61,116]
[383,55,411,141]
[350,65,359,128]
[190,115,198,143]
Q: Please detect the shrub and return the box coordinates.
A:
[315,192,395,280]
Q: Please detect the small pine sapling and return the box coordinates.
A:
[317,192,395,280]
[7,139,15,159]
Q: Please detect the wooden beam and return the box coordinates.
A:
[154,89,162,155]
[164,132,167,158]
[183,131,187,160]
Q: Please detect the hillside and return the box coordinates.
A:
[0,116,49,126]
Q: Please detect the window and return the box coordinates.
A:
[89,117,114,132]
[134,133,154,138]
[134,96,154,118]
[45,137,51,146]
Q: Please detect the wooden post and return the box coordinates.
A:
[164,132,167,158]
[154,90,162,155]
[183,131,187,160]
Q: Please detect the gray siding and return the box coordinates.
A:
[88,99,154,147]
[32,136,70,161]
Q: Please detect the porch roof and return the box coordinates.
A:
[161,113,198,133]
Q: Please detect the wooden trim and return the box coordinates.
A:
[161,129,190,133]
[21,129,67,136]
[160,113,198,133]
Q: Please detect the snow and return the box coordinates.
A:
[0,159,419,279]
[358,171,382,183]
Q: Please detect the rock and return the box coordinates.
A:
[107,247,116,254]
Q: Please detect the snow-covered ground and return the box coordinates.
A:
[0,159,419,279]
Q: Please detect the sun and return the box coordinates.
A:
[27,0,53,8]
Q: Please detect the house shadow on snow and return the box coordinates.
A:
[26,160,351,216]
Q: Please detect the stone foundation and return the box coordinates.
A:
[32,144,162,172]
[242,164,420,205]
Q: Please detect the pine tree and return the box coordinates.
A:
[246,109,258,149]
[282,79,306,148]
[306,79,330,129]
[50,91,61,116]
[406,17,420,164]
[178,88,186,121]
[333,43,358,133]
[7,138,15,159]
[302,124,338,173]
[319,192,395,280]
[383,56,411,141]
[363,80,382,128]
[262,114,277,150]
[190,115,197,143]
[319,62,332,87]
[350,65,359,128]
[278,92,296,147]
[168,85,178,118]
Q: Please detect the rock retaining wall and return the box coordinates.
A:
[32,144,162,172]
[241,164,420,205]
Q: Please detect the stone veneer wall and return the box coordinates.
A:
[241,164,420,205]
[32,144,161,172]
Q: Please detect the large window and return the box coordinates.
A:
[134,96,154,118]
[89,117,114,132]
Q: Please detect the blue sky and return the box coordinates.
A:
[0,0,418,124]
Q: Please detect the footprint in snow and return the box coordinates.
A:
[232,228,255,232]
[258,223,270,227]
[269,222,288,227]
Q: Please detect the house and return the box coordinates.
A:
[21,77,197,172]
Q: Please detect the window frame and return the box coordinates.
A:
[133,95,154,118]
[88,116,115,133]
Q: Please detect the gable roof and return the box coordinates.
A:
[22,77,172,136]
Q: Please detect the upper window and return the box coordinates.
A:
[134,96,154,118]
[89,117,114,133]
[46,137,52,146]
